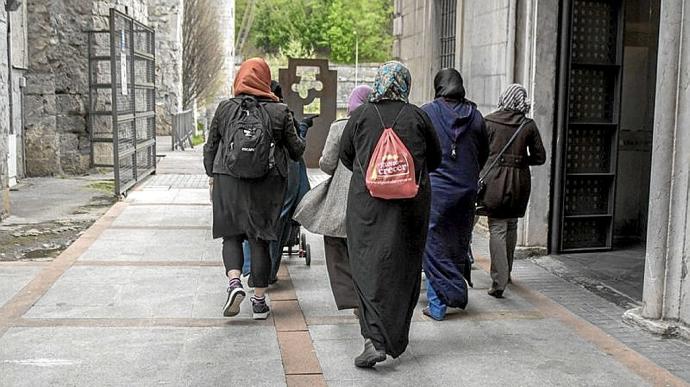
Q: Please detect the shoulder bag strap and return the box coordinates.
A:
[479,118,530,182]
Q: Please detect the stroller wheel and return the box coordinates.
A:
[305,244,311,266]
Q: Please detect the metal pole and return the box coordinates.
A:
[110,9,121,196]
[354,31,359,86]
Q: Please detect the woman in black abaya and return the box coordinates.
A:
[339,61,442,368]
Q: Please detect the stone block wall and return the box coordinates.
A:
[24,0,147,177]
[148,0,183,136]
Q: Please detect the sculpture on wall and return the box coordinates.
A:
[279,58,337,168]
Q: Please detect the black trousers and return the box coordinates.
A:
[223,236,271,288]
[324,236,358,310]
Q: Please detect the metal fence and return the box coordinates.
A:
[87,9,156,197]
[172,110,195,151]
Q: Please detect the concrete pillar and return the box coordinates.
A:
[625,0,690,338]
[514,0,558,250]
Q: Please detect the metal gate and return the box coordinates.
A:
[88,9,156,196]
[552,0,624,252]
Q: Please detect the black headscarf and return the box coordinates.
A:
[434,68,466,101]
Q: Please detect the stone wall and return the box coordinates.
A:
[148,0,183,135]
[460,0,514,114]
[394,0,438,105]
[24,0,147,177]
[1,10,10,218]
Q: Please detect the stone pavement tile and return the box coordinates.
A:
[0,326,285,387]
[276,331,322,375]
[111,205,211,228]
[127,188,210,205]
[407,318,648,386]
[77,229,221,262]
[312,319,648,386]
[23,266,255,319]
[311,333,431,386]
[0,267,43,308]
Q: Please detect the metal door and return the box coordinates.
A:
[552,0,625,252]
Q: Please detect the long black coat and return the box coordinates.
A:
[477,110,546,219]
[203,96,305,240]
[339,100,442,357]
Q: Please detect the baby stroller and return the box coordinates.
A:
[268,158,312,281]
[284,220,311,266]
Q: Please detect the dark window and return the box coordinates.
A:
[439,0,457,69]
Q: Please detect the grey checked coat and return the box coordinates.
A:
[293,119,351,238]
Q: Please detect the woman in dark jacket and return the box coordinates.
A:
[339,61,442,367]
[421,69,489,321]
[203,58,305,319]
[478,84,546,298]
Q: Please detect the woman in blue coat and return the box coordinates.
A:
[421,69,489,321]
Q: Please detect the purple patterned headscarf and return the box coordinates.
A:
[347,85,373,115]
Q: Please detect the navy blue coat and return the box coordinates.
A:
[422,98,489,308]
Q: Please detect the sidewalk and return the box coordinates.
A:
[0,147,688,386]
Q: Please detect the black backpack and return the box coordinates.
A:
[223,96,276,179]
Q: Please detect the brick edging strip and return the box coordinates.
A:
[271,264,327,387]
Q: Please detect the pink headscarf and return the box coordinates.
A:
[347,85,373,115]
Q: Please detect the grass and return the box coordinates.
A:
[192,133,206,147]
[87,180,115,194]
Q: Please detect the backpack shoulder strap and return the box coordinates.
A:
[372,103,408,130]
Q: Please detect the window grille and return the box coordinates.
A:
[439,0,457,69]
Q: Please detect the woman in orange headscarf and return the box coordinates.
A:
[203,58,305,320]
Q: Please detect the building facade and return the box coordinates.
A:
[395,0,688,335]
[1,0,28,218]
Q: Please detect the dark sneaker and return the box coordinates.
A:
[488,288,504,298]
[223,283,246,317]
[251,296,270,320]
[354,339,386,368]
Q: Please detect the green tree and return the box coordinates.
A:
[238,0,393,64]
[325,0,394,63]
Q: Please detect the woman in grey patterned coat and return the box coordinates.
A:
[294,85,373,310]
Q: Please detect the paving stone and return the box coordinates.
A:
[126,188,210,205]
[0,326,285,387]
[0,267,43,308]
[24,266,253,319]
[111,204,212,228]
[77,229,221,262]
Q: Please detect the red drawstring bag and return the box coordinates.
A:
[358,105,419,200]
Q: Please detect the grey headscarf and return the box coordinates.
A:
[497,83,531,114]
